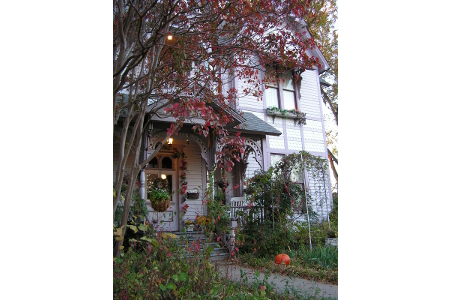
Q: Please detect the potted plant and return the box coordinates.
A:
[184,219,194,232]
[149,188,171,212]
[196,215,211,231]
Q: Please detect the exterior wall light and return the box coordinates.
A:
[168,138,173,145]
[161,174,167,180]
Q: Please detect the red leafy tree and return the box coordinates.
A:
[113,0,321,257]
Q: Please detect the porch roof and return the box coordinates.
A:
[230,112,282,136]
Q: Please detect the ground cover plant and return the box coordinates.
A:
[236,244,338,285]
[113,224,336,299]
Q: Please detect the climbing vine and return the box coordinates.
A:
[179,151,188,199]
[272,151,331,224]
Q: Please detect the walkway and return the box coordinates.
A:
[214,262,338,299]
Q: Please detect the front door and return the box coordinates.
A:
[145,169,179,232]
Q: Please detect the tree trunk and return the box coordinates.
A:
[113,104,146,257]
[320,86,338,125]
[328,148,338,183]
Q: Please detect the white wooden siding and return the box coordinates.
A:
[182,141,204,221]
[222,69,232,106]
[245,152,261,180]
[236,61,264,109]
[238,80,262,109]
[299,70,322,119]
[242,110,264,121]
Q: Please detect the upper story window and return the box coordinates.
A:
[265,80,279,108]
[264,67,297,110]
[281,73,295,110]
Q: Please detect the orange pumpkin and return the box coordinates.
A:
[281,254,290,266]
[275,254,283,264]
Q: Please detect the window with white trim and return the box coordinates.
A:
[265,68,297,110]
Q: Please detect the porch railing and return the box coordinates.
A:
[228,196,265,226]
[221,196,266,253]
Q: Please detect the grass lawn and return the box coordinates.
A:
[235,245,338,285]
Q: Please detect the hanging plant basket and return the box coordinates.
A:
[150,197,171,212]
[148,187,171,212]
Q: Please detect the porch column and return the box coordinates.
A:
[229,218,237,252]
[139,170,146,200]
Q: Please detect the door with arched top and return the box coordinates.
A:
[145,155,179,232]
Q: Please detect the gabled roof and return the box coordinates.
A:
[209,100,246,128]
[291,18,330,74]
[230,112,282,136]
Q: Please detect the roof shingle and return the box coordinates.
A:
[231,112,282,136]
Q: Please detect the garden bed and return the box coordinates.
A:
[235,247,338,285]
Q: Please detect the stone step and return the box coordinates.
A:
[181,245,226,252]
[172,231,230,262]
[183,250,229,261]
[173,232,207,241]
[209,252,229,262]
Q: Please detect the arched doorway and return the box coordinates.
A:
[145,154,179,232]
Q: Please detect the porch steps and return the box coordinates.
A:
[173,232,230,262]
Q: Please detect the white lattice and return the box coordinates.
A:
[285,119,296,127]
[303,131,324,142]
[304,120,323,131]
[304,142,326,153]
[286,128,302,140]
[288,140,303,150]
[268,136,285,149]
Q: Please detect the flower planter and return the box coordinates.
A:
[185,225,194,232]
[187,190,199,199]
[266,108,306,126]
[150,197,171,212]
